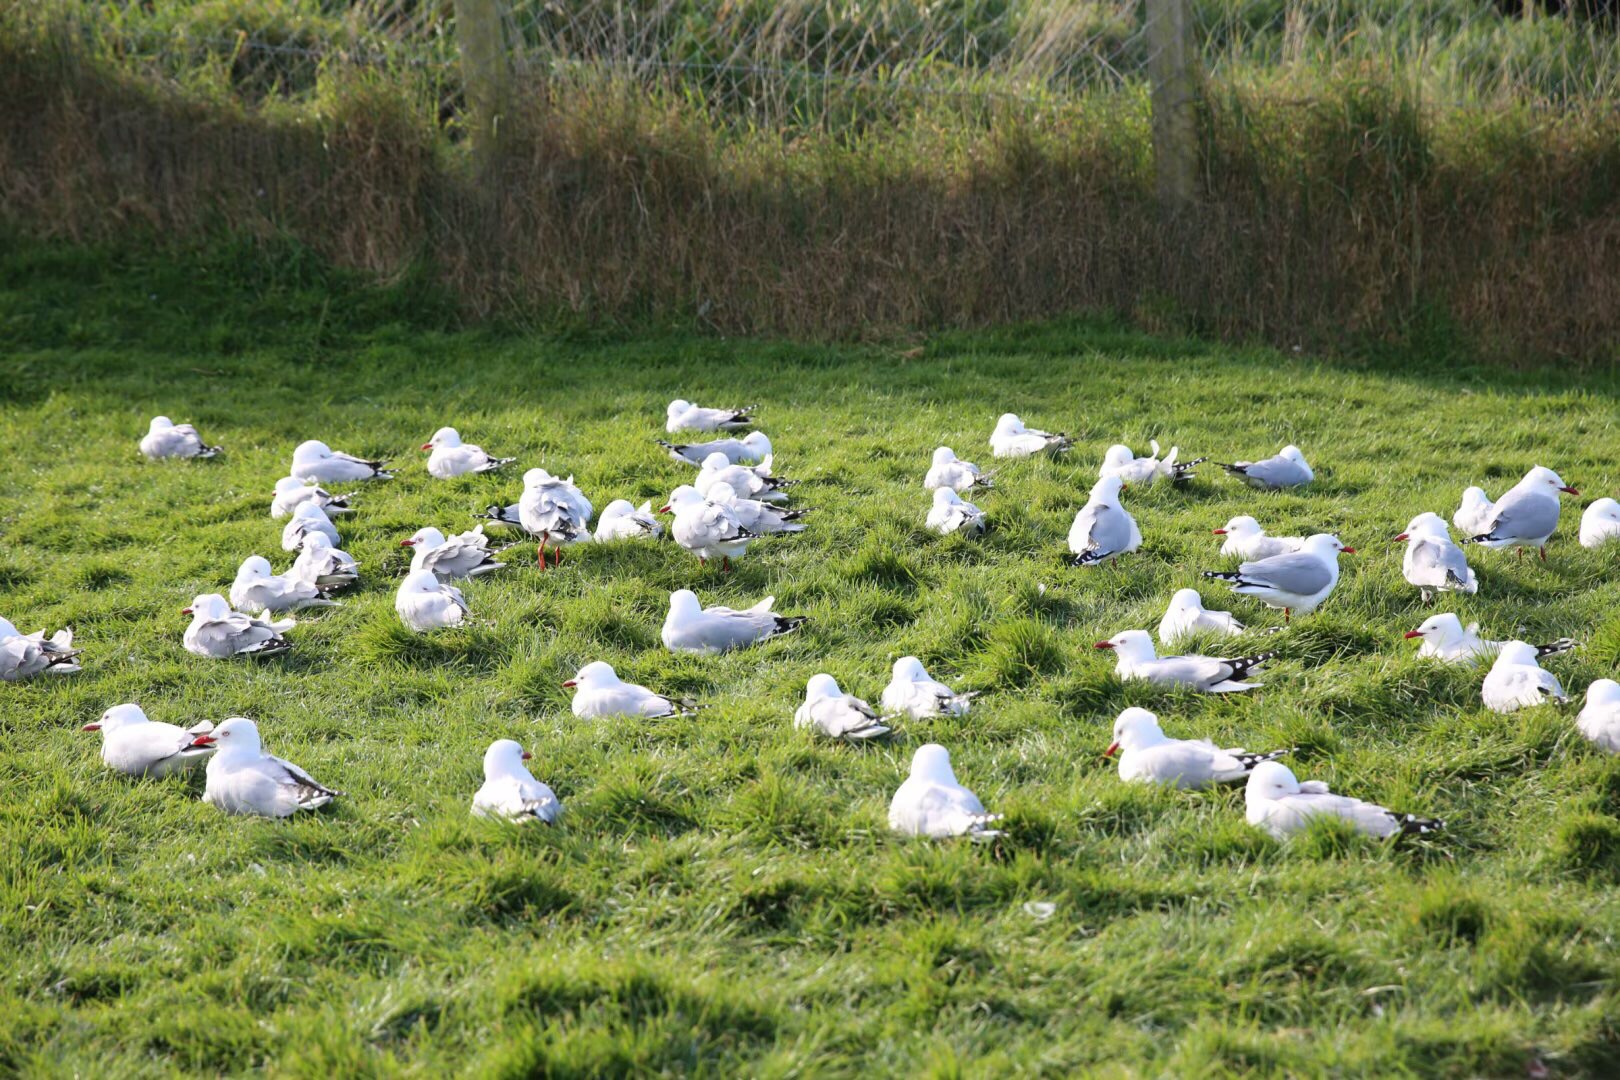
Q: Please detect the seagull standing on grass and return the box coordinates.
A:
[1212,516,1303,560]
[594,500,664,541]
[1481,641,1569,713]
[1095,630,1272,693]
[472,740,562,823]
[1105,708,1290,789]
[1098,441,1205,485]
[658,431,771,466]
[665,486,756,570]
[203,718,341,818]
[990,413,1070,459]
[564,661,696,720]
[1580,499,1620,549]
[1245,761,1444,840]
[140,416,220,460]
[1577,681,1620,753]
[880,656,976,719]
[889,744,1003,840]
[660,589,806,654]
[230,556,338,614]
[1202,533,1354,621]
[1453,486,1497,538]
[1157,589,1246,647]
[280,502,342,553]
[290,532,358,590]
[291,439,393,483]
[0,617,81,680]
[667,399,756,433]
[695,453,792,503]
[422,427,516,478]
[395,570,469,631]
[82,704,216,778]
[928,488,987,537]
[1461,466,1578,560]
[270,476,353,520]
[401,526,508,579]
[1216,445,1314,490]
[794,674,893,741]
[518,468,594,568]
[1067,475,1141,566]
[1404,613,1574,666]
[182,595,293,659]
[1394,513,1477,603]
[925,447,996,493]
[705,482,809,534]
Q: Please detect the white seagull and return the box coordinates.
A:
[1580,498,1620,549]
[1216,445,1314,490]
[564,661,694,720]
[1482,641,1569,713]
[280,502,342,553]
[1461,465,1579,560]
[182,594,293,659]
[1394,512,1477,603]
[889,744,1003,840]
[1453,486,1497,538]
[518,468,594,568]
[1095,629,1272,693]
[990,413,1070,459]
[422,426,516,478]
[1212,516,1303,561]
[658,431,771,466]
[472,740,562,823]
[695,452,792,504]
[1246,761,1444,840]
[665,486,756,570]
[230,555,338,614]
[395,570,469,631]
[1577,680,1620,754]
[1068,475,1141,566]
[401,526,508,579]
[83,703,217,778]
[1157,588,1246,648]
[1404,613,1574,666]
[290,532,358,590]
[203,718,341,818]
[291,439,394,483]
[706,482,808,534]
[140,416,220,460]
[666,399,756,433]
[1202,533,1354,621]
[594,500,664,541]
[928,487,987,537]
[1098,441,1204,485]
[925,447,996,493]
[661,589,806,655]
[270,476,354,520]
[880,656,976,719]
[0,617,81,680]
[1105,707,1290,789]
[793,674,893,741]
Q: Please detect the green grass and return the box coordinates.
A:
[5,239,1620,1076]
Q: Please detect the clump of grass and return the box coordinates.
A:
[1549,812,1620,881]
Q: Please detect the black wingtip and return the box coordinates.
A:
[1395,814,1446,836]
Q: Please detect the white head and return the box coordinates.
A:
[1214,515,1261,537]
[1460,486,1490,507]
[1406,612,1466,646]
[1245,760,1300,802]
[0,617,19,638]
[1397,512,1450,540]
[1089,475,1126,503]
[1167,588,1205,614]
[667,589,703,621]
[700,453,731,472]
[273,476,309,495]
[601,500,635,522]
[1520,465,1578,497]
[292,502,331,524]
[83,702,149,735]
[1102,444,1134,470]
[1493,640,1541,668]
[564,660,620,690]
[149,416,174,431]
[292,440,332,461]
[484,738,533,778]
[523,467,559,489]
[184,593,232,620]
[402,527,446,551]
[932,447,959,466]
[804,673,841,701]
[1279,445,1309,465]
[1107,707,1165,756]
[234,555,273,582]
[300,532,335,556]
[424,427,462,450]
[708,482,740,504]
[211,717,262,757]
[663,486,706,514]
[1586,497,1620,525]
[1588,679,1620,707]
[909,743,957,784]
[666,399,692,419]
[1094,629,1156,662]
[1302,533,1354,557]
[400,569,442,596]
[932,487,964,508]
[741,432,772,457]
[892,656,929,682]
[994,413,1024,435]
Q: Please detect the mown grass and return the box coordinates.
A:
[4,240,1620,1075]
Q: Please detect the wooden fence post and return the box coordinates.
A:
[454,0,510,173]
[1145,0,1199,214]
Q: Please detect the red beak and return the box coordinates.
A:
[1391,533,1409,542]
[400,539,415,547]
[421,442,433,451]
[1104,742,1119,758]
[521,750,533,761]
[181,607,193,615]
[1094,641,1115,650]
[1340,546,1357,554]
[81,722,101,731]
[1562,486,1580,496]
[190,734,217,747]
[1404,630,1423,639]
[658,505,671,514]
[562,680,577,688]
[1211,529,1227,535]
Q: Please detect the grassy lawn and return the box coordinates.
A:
[4,241,1620,1077]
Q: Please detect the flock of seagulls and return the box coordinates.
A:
[9,403,1618,841]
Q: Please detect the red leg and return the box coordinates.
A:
[536,544,546,568]
[1539,546,1547,562]
[1517,547,1525,561]
[553,546,563,566]
[722,556,732,573]
[698,557,706,568]
[1284,608,1292,624]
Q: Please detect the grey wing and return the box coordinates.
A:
[268,754,342,804]
[1486,493,1559,541]
[1245,456,1307,487]
[1238,551,1331,594]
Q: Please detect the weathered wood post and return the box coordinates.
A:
[454,0,510,174]
[1144,0,1198,214]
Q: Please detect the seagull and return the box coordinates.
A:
[1095,630,1272,693]
[564,661,695,719]
[1580,498,1620,549]
[1453,486,1497,538]
[401,526,508,579]
[705,482,808,534]
[880,656,976,719]
[280,502,342,553]
[230,555,339,614]
[925,447,996,493]
[182,594,293,659]
[1482,641,1569,713]
[472,740,562,823]
[1246,761,1444,840]
[1404,613,1575,666]
[661,589,805,654]
[990,413,1070,459]
[666,399,756,433]
[395,570,469,631]
[1098,441,1205,485]
[1577,680,1620,753]
[203,717,341,818]
[1461,465,1579,560]
[291,439,394,483]
[694,453,792,504]
[793,674,893,741]
[518,468,594,568]
[657,431,771,467]
[1202,533,1354,621]
[0,617,81,681]
[140,416,220,460]
[1067,475,1141,566]
[1212,516,1303,560]
[1215,445,1313,490]
[1394,512,1477,603]
[270,476,354,520]
[422,427,516,478]
[889,744,1003,840]
[289,532,358,590]
[83,703,217,778]
[1105,707,1290,789]
[1157,588,1246,648]
[665,486,756,570]
[594,500,665,541]
[928,487,987,537]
